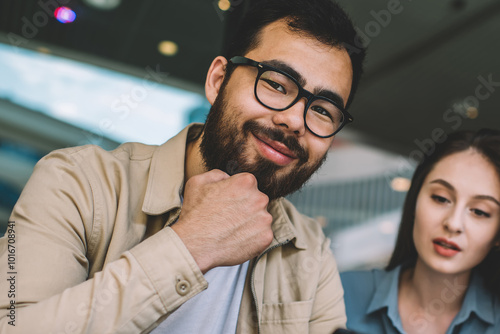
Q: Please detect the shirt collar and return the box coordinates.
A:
[451,270,495,326]
[366,266,405,333]
[141,124,303,249]
[366,266,496,331]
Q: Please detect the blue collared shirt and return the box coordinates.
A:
[340,266,500,334]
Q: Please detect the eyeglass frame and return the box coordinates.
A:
[228,56,353,138]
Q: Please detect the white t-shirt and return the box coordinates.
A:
[152,261,249,333]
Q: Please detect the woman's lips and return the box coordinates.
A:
[432,237,461,257]
[253,133,298,166]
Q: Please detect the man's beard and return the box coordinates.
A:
[199,89,327,200]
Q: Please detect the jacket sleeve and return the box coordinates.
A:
[309,237,347,332]
[0,150,207,333]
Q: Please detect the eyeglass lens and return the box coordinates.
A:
[256,70,344,137]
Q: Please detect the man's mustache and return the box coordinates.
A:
[242,121,309,162]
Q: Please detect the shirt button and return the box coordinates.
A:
[176,279,191,296]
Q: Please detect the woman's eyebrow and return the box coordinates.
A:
[430,179,500,206]
[430,179,454,191]
[474,195,500,207]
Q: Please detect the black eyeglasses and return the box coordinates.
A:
[229,56,353,138]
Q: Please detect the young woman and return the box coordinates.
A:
[341,129,500,334]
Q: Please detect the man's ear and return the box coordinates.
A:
[205,56,228,105]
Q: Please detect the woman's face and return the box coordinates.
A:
[413,149,500,276]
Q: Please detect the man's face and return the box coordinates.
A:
[200,20,353,200]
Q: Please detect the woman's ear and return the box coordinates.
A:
[205,56,228,105]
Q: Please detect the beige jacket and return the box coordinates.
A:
[0,125,345,333]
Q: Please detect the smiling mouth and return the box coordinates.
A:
[254,133,298,159]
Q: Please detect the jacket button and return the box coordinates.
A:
[176,279,191,296]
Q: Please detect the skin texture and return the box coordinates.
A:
[173,20,353,273]
[399,149,500,334]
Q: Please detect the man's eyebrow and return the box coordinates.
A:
[430,179,500,206]
[262,59,306,87]
[314,89,345,108]
[262,59,345,108]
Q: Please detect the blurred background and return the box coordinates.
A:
[0,0,499,270]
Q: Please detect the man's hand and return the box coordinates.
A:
[171,169,273,273]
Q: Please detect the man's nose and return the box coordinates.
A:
[271,98,307,136]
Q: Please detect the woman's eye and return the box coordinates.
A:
[262,79,286,94]
[431,194,449,204]
[471,208,491,218]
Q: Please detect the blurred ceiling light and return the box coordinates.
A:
[83,0,122,10]
[54,7,76,24]
[37,47,51,54]
[391,177,411,192]
[158,41,178,57]
[218,0,231,11]
[451,98,479,119]
[466,106,479,119]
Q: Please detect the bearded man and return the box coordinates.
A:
[0,0,365,332]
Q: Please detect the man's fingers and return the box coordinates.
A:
[188,169,230,186]
[204,169,231,182]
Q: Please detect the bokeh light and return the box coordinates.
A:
[54,7,76,24]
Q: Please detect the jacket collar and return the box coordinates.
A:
[142,124,304,249]
[141,125,194,215]
[267,199,306,250]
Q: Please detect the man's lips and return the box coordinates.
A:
[432,238,462,251]
[253,133,298,159]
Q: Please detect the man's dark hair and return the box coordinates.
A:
[222,0,366,109]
